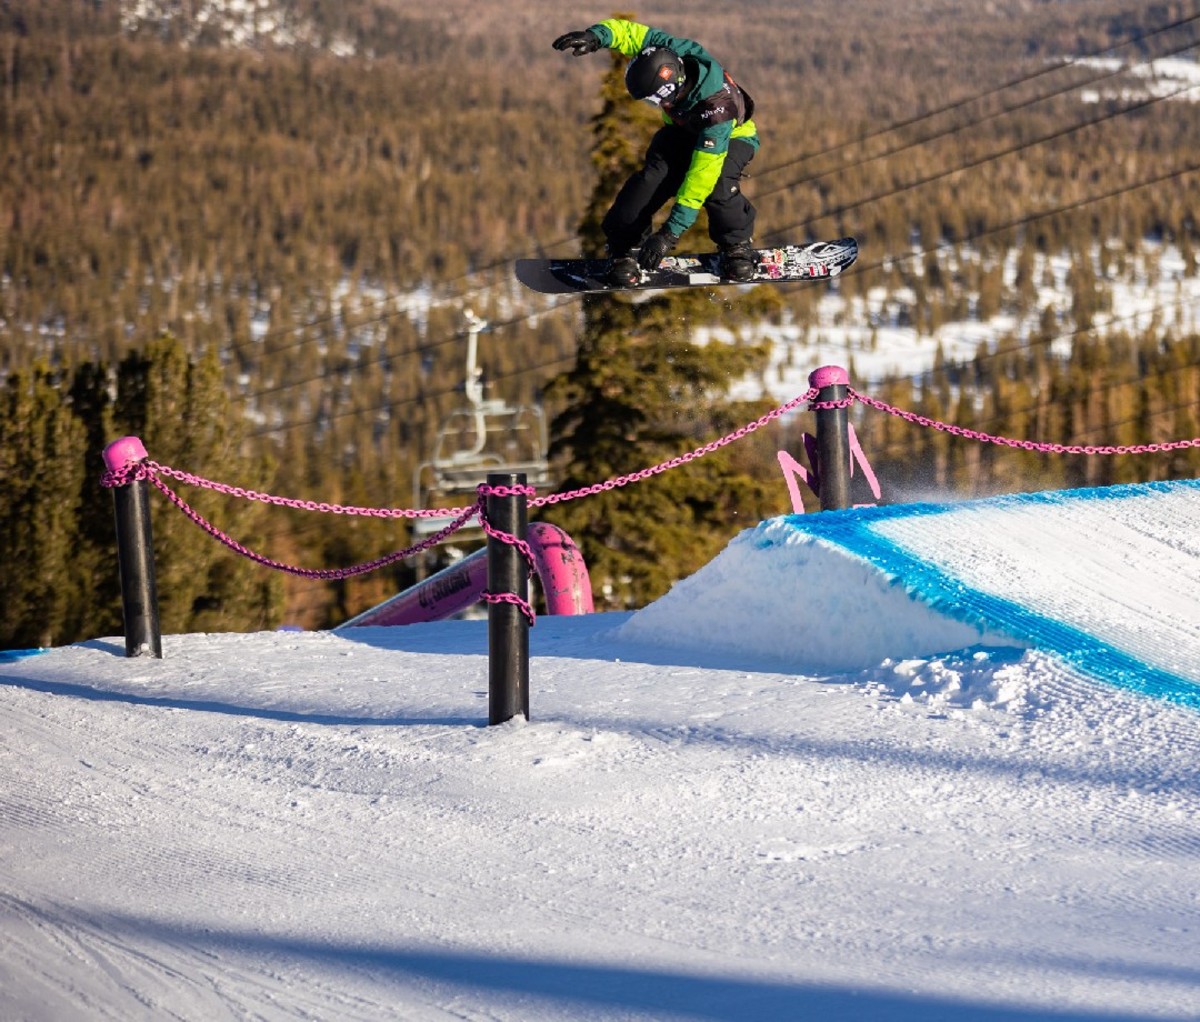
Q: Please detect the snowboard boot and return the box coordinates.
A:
[720,241,757,282]
[607,253,641,287]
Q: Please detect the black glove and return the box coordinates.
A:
[553,30,601,56]
[638,229,679,271]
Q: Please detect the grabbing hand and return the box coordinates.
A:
[638,229,679,271]
[552,30,601,56]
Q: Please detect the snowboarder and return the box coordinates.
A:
[553,19,760,286]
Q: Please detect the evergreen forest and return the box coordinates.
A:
[2,0,1199,648]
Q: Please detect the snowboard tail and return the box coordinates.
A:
[515,238,858,295]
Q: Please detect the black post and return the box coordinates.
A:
[104,438,163,658]
[487,472,529,724]
[810,365,852,511]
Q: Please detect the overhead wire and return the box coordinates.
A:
[762,78,1200,242]
[239,8,1200,350]
[871,297,1200,388]
[853,159,1200,298]
[248,348,579,437]
[755,36,1200,205]
[754,9,1200,180]
[245,296,580,403]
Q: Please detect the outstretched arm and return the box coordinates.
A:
[552,20,657,58]
[557,20,705,61]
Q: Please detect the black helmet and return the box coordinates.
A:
[625,46,685,107]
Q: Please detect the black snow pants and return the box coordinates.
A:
[601,125,757,255]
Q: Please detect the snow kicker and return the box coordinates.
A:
[619,479,1200,708]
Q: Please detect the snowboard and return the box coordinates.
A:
[515,237,858,295]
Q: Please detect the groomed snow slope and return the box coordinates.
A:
[2,481,1199,1021]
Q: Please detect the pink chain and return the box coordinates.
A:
[533,387,819,507]
[97,388,823,599]
[101,465,544,610]
[480,590,537,627]
[100,388,820,524]
[143,470,483,579]
[477,484,539,623]
[134,460,478,520]
[98,375,1200,610]
[479,493,537,564]
[851,388,1200,456]
[101,377,1200,583]
[808,396,857,411]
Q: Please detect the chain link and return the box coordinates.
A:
[141,460,477,519]
[532,388,818,507]
[142,471,483,579]
[851,388,1200,456]
[480,590,537,627]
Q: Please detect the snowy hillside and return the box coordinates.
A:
[119,0,357,55]
[1075,55,1200,105]
[3,479,1199,1020]
[704,241,1200,402]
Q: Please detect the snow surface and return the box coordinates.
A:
[4,480,1200,1020]
[1074,56,1200,106]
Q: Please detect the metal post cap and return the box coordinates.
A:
[103,436,148,472]
[808,365,850,389]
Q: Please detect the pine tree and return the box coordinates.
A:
[0,363,87,648]
[67,360,122,642]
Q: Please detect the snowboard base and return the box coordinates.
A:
[515,238,858,295]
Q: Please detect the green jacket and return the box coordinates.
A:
[590,18,760,238]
